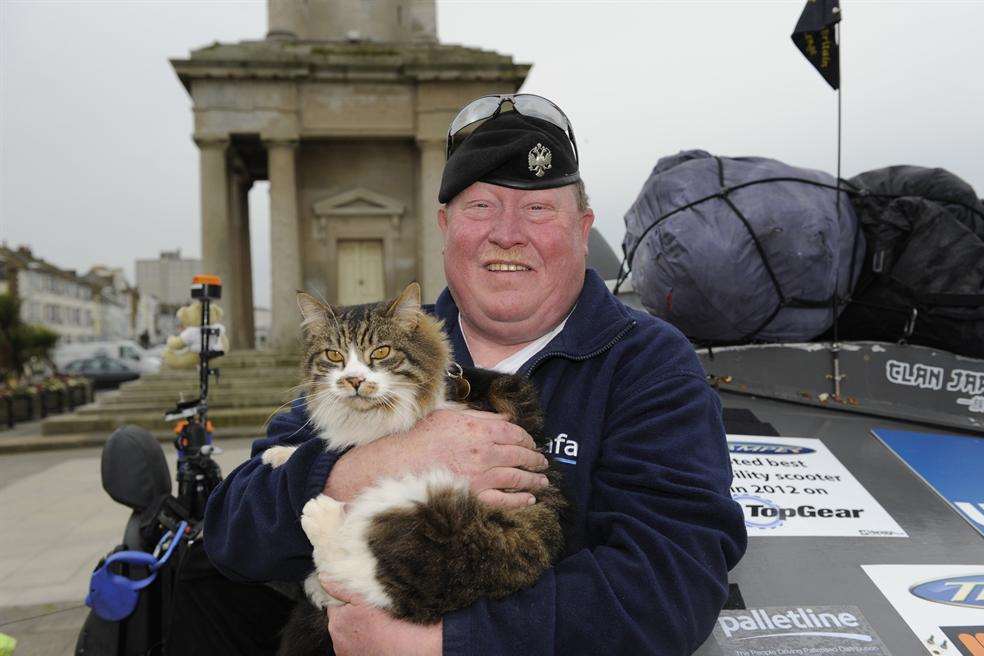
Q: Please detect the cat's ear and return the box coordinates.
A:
[384,281,421,329]
[297,291,337,334]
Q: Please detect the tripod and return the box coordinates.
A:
[164,275,225,523]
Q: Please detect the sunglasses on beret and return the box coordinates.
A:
[446,94,579,162]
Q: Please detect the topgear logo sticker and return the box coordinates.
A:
[729,441,816,455]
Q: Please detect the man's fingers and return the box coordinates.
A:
[446,408,535,449]
[476,488,537,509]
[490,444,549,471]
[483,466,550,492]
[488,423,538,449]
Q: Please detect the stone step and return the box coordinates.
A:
[78,392,297,414]
[120,371,301,392]
[41,349,306,437]
[116,384,301,399]
[41,405,289,435]
[142,367,300,383]
[96,388,298,405]
[158,351,301,369]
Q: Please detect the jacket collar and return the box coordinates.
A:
[432,269,636,371]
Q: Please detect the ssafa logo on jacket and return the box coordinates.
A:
[546,433,579,465]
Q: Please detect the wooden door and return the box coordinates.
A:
[337,239,385,305]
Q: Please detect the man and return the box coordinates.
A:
[205,94,746,655]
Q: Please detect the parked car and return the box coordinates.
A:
[54,340,162,374]
[63,355,141,389]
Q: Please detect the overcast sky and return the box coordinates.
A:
[3,0,983,310]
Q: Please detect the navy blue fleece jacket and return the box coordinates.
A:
[204,269,747,655]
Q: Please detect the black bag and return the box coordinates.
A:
[833,166,984,358]
[76,540,296,656]
[164,541,297,656]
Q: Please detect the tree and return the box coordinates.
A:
[0,294,22,379]
[0,293,60,382]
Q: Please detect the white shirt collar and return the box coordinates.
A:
[458,308,574,375]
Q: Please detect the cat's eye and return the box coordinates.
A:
[370,346,391,360]
[325,350,344,364]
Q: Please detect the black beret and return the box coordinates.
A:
[438,112,579,204]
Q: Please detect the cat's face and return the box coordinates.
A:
[297,283,450,434]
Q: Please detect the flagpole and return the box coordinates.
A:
[831,4,844,400]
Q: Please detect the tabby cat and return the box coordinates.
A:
[263,282,566,656]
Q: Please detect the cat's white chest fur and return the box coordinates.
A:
[314,402,420,451]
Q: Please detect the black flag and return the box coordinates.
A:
[791,0,841,89]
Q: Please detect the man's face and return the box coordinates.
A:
[438,181,594,343]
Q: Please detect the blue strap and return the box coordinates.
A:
[85,521,190,621]
[102,551,159,591]
[151,521,188,571]
[93,522,188,593]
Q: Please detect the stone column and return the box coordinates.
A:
[226,168,255,350]
[197,138,236,318]
[416,138,447,303]
[238,179,256,347]
[267,0,299,40]
[266,140,303,351]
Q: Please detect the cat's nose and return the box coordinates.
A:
[342,376,365,390]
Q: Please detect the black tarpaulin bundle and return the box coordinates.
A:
[621,150,863,343]
[833,166,984,358]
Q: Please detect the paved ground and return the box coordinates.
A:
[0,437,256,656]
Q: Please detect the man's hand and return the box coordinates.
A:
[323,579,442,656]
[325,408,549,508]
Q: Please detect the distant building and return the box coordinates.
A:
[136,250,203,343]
[84,265,137,341]
[135,249,203,307]
[0,245,98,343]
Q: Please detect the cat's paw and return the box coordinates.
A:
[304,573,344,610]
[301,494,346,546]
[261,445,298,468]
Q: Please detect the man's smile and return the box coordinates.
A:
[483,260,533,272]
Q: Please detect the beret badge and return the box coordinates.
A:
[528,143,552,178]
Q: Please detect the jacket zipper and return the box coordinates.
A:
[524,320,638,378]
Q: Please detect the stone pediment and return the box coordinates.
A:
[312,188,405,219]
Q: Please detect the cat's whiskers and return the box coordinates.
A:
[262,387,318,428]
[308,386,359,430]
[284,380,310,394]
[374,394,403,414]
[279,386,340,442]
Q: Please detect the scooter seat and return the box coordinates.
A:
[101,426,171,511]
